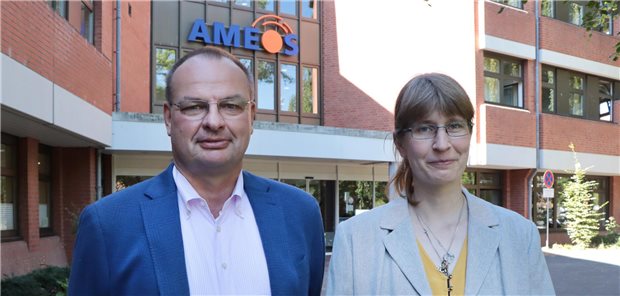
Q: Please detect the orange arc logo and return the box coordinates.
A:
[251,15,294,54]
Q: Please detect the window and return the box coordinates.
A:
[302,67,319,114]
[533,173,610,230]
[233,0,252,8]
[256,0,274,11]
[1,134,18,240]
[339,181,388,220]
[48,0,68,19]
[302,0,318,19]
[39,145,52,235]
[491,0,523,9]
[154,48,176,111]
[542,1,613,35]
[257,60,276,110]
[80,1,94,44]
[462,170,503,206]
[115,176,152,192]
[599,80,613,121]
[542,67,555,113]
[280,0,297,16]
[543,66,617,121]
[280,64,298,112]
[484,55,523,108]
[568,74,584,116]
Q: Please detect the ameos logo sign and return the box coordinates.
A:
[188,15,299,56]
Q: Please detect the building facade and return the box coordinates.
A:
[1,0,619,277]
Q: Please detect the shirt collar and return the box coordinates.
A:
[173,165,246,219]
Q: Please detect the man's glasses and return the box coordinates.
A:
[401,121,472,140]
[171,98,252,120]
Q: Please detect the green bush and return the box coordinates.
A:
[1,266,69,296]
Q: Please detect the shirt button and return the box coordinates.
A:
[221,263,227,269]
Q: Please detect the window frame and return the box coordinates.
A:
[483,54,525,108]
[462,169,503,206]
[1,133,19,241]
[279,63,299,114]
[490,0,524,10]
[541,0,614,35]
[80,0,95,44]
[38,144,53,236]
[47,0,69,20]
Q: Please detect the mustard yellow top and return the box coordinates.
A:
[417,238,468,295]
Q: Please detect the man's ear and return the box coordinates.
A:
[163,102,172,136]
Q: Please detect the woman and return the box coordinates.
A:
[326,73,554,295]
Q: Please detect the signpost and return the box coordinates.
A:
[542,170,554,248]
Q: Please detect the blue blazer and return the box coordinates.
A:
[69,164,325,295]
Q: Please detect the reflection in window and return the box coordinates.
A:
[542,68,555,113]
[81,2,94,44]
[38,146,52,231]
[541,0,554,17]
[302,0,317,19]
[599,80,612,121]
[257,61,275,110]
[568,2,584,26]
[462,170,502,206]
[256,0,274,11]
[155,48,176,105]
[569,75,584,116]
[239,58,253,97]
[115,176,152,192]
[484,77,500,103]
[48,0,68,19]
[280,0,297,16]
[302,67,318,114]
[483,56,523,107]
[339,181,374,219]
[491,0,522,9]
[1,137,18,237]
[280,64,297,112]
[234,0,252,8]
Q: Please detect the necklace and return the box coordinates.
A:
[414,195,466,295]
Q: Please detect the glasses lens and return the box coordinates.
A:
[446,121,469,137]
[218,99,248,117]
[411,124,436,140]
[177,101,208,119]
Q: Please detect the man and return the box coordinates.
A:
[69,46,325,295]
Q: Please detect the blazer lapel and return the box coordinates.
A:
[463,189,501,295]
[141,165,190,295]
[243,171,291,295]
[381,199,432,295]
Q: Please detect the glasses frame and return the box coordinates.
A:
[400,121,473,141]
[170,98,253,121]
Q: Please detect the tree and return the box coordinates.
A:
[561,143,607,248]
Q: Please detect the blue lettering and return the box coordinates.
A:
[283,34,299,56]
[188,19,211,44]
[244,27,260,51]
[213,22,240,47]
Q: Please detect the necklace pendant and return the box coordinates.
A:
[439,259,450,276]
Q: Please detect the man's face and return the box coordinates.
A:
[163,56,255,177]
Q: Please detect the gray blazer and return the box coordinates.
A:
[326,189,555,295]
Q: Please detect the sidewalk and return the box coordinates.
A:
[544,248,620,296]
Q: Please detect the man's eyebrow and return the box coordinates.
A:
[180,95,248,102]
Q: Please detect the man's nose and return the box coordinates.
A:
[201,103,225,130]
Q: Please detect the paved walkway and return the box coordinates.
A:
[544,248,620,296]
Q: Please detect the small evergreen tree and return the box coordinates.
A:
[562,143,606,248]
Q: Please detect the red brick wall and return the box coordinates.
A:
[540,18,620,67]
[119,1,151,113]
[1,237,68,278]
[485,0,535,46]
[540,114,619,155]
[321,1,394,132]
[0,1,114,114]
[504,169,533,218]
[18,138,40,251]
[60,148,96,262]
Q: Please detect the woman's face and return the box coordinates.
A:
[398,111,471,188]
